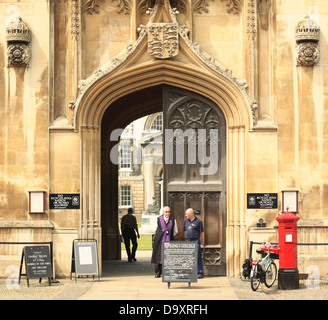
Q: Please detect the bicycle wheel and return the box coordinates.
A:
[250,263,261,291]
[264,261,277,288]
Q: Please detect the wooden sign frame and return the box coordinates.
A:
[282,190,299,213]
[29,191,46,214]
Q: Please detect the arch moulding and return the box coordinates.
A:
[72,29,253,277]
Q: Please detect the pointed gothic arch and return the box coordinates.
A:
[73,28,252,276]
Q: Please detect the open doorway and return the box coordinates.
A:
[101,86,163,261]
[118,112,164,258]
[100,85,227,275]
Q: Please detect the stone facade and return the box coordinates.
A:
[1,0,328,278]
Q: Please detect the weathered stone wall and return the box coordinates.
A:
[1,0,328,278]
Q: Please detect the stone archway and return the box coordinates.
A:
[75,63,251,276]
[72,23,254,275]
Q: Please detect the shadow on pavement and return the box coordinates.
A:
[101,251,154,278]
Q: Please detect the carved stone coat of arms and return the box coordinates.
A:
[148,22,179,59]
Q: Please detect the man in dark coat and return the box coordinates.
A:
[151,206,178,277]
[121,207,140,262]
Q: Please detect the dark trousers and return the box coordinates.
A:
[155,263,162,276]
[123,228,137,260]
[196,239,204,276]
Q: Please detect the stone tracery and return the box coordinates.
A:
[83,0,243,15]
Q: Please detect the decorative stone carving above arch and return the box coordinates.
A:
[83,0,243,15]
[221,0,242,15]
[70,0,255,131]
[70,28,256,130]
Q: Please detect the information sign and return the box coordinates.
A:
[247,193,278,209]
[19,246,52,287]
[50,194,80,210]
[70,239,100,282]
[162,241,198,288]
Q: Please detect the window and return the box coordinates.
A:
[150,113,163,131]
[120,145,131,169]
[120,186,132,207]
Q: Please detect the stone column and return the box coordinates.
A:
[81,125,102,273]
[227,126,247,277]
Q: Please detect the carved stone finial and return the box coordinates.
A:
[295,15,320,42]
[6,16,31,43]
[295,16,320,66]
[6,16,31,68]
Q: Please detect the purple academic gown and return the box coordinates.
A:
[151,215,174,264]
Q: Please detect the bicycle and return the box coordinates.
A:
[250,244,279,291]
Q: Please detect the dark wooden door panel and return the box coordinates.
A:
[163,86,226,276]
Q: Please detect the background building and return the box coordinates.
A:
[0,0,328,278]
[118,113,163,224]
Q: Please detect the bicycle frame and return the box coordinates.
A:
[250,244,278,291]
[259,250,272,272]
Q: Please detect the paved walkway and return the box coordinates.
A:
[2,251,328,301]
[78,252,238,300]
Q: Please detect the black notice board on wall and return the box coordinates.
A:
[162,241,198,288]
[19,246,52,286]
[49,194,80,209]
[247,193,278,209]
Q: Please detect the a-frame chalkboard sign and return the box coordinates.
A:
[19,246,52,287]
[162,241,198,288]
[70,239,100,282]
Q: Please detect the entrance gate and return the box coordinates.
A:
[101,85,227,276]
[163,86,227,276]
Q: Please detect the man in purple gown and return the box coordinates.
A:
[151,206,178,278]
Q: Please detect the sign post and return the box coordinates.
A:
[162,241,198,288]
[70,239,100,282]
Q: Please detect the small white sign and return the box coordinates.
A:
[29,191,45,213]
[285,234,293,243]
[78,246,93,265]
[282,190,298,213]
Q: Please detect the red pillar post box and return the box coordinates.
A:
[276,207,300,290]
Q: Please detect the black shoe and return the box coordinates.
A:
[132,258,137,262]
[155,273,161,278]
[128,259,133,262]
[197,274,204,279]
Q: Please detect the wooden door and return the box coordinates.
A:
[163,86,226,275]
